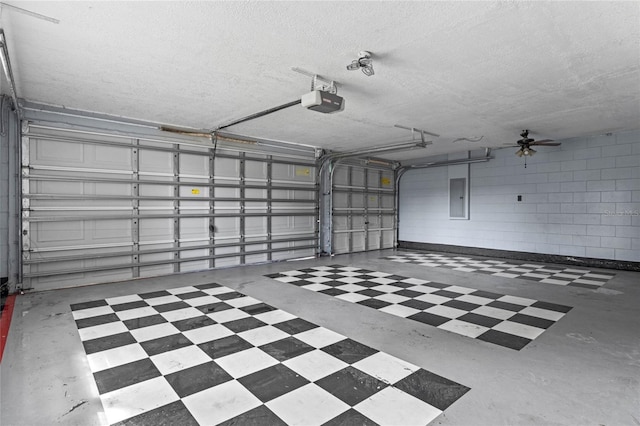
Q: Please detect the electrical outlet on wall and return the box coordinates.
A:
[517,195,522,202]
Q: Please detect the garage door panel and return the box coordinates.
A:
[331,163,396,254]
[22,121,318,290]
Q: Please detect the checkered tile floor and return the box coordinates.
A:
[266,265,573,351]
[71,283,469,425]
[385,252,615,289]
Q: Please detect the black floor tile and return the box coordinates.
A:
[83,332,137,355]
[477,329,531,350]
[154,301,191,312]
[171,315,216,331]
[432,290,464,299]
[223,317,266,333]
[486,300,526,312]
[175,291,209,300]
[141,334,193,356]
[70,299,108,311]
[315,366,388,406]
[400,299,435,311]
[219,405,286,426]
[111,300,149,312]
[138,290,172,300]
[531,300,572,313]
[123,314,168,330]
[273,318,319,335]
[76,313,120,329]
[457,313,502,328]
[216,292,246,301]
[320,288,349,296]
[407,312,450,327]
[393,369,470,411]
[356,289,385,297]
[470,290,504,299]
[94,358,161,394]
[112,400,198,426]
[165,361,233,398]
[194,283,222,290]
[321,339,378,364]
[323,409,379,426]
[260,336,314,362]
[442,300,481,311]
[197,301,233,314]
[238,364,309,403]
[198,335,253,359]
[508,313,555,329]
[357,299,391,310]
[240,303,276,315]
[393,289,424,298]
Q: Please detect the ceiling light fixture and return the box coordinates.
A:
[346,51,375,76]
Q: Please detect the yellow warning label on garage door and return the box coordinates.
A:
[295,167,311,177]
[191,188,200,195]
[381,177,391,186]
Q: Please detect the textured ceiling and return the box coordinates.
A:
[1,1,639,160]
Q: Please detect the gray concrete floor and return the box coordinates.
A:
[2,249,639,426]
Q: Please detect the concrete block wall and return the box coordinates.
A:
[399,130,640,262]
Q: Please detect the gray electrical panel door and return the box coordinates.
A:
[331,164,395,254]
[21,121,318,291]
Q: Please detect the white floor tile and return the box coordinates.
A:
[336,292,370,303]
[540,278,571,285]
[72,306,114,320]
[166,286,200,295]
[367,271,392,278]
[374,293,409,304]
[354,386,441,426]
[442,285,475,294]
[159,307,203,322]
[116,307,159,321]
[405,285,439,294]
[202,286,235,296]
[302,283,332,292]
[456,294,494,306]
[471,305,516,320]
[424,305,467,319]
[130,322,180,342]
[352,352,419,384]
[493,321,545,340]
[86,343,148,372]
[294,327,345,348]
[150,345,211,375]
[335,277,365,285]
[238,325,289,346]
[207,308,251,323]
[378,303,420,318]
[101,376,179,425]
[143,295,183,306]
[368,277,396,285]
[519,306,565,321]
[183,324,233,344]
[183,295,222,307]
[306,276,333,284]
[415,293,451,305]
[275,276,303,283]
[400,278,430,285]
[497,295,536,306]
[573,278,606,285]
[492,272,521,278]
[215,347,279,379]
[254,309,297,325]
[438,319,489,338]
[283,349,348,382]
[78,321,128,341]
[183,380,261,425]
[105,294,142,305]
[266,383,349,426]
[372,284,405,294]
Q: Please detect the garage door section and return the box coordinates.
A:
[21,122,318,291]
[331,163,395,254]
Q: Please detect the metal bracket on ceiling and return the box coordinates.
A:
[394,124,440,145]
[292,67,339,94]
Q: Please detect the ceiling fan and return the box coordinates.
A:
[346,51,374,76]
[505,130,561,167]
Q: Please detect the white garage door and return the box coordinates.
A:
[331,163,395,254]
[21,121,318,291]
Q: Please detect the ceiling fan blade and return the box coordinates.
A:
[531,141,561,146]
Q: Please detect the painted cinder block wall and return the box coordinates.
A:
[398,130,640,262]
